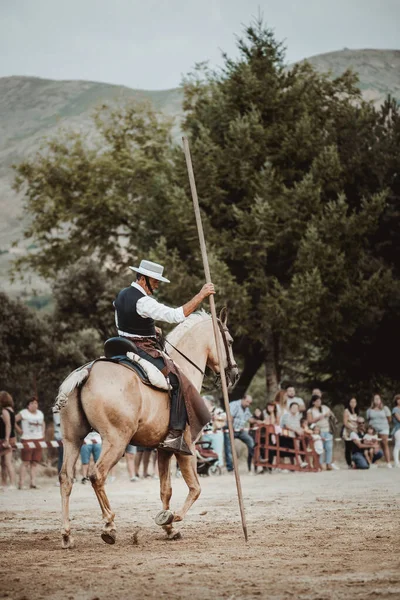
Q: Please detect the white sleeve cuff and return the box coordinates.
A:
[176,306,186,322]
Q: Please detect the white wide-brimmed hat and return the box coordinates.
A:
[129,260,170,283]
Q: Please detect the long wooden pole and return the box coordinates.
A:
[182,136,248,542]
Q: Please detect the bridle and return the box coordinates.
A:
[163,318,237,391]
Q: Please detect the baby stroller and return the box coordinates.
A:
[195,440,221,476]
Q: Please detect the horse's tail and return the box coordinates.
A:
[53,365,91,412]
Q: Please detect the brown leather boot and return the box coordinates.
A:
[158,429,193,456]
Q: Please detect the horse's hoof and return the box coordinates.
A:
[61,535,74,549]
[155,509,174,526]
[101,530,116,545]
[170,531,182,541]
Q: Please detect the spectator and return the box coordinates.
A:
[391,394,400,468]
[300,417,312,435]
[249,407,264,443]
[286,386,306,414]
[280,402,303,436]
[125,444,138,481]
[53,411,63,475]
[350,416,383,469]
[264,401,278,425]
[0,391,16,489]
[307,394,339,471]
[223,394,254,472]
[366,394,392,468]
[253,407,264,422]
[280,403,308,468]
[207,407,225,467]
[342,397,359,468]
[363,426,380,466]
[15,397,45,489]
[80,431,102,483]
[274,390,288,417]
[134,447,154,478]
[311,425,324,457]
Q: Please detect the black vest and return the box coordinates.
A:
[114,286,156,336]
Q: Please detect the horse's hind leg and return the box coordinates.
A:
[90,434,127,544]
[173,452,201,523]
[59,393,89,549]
[60,438,81,549]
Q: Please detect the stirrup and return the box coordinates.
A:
[158,431,193,456]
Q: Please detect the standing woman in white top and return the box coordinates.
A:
[15,397,45,489]
[366,394,392,467]
[307,394,338,470]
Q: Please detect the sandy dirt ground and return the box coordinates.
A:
[0,466,399,600]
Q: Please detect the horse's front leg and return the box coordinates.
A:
[155,449,175,537]
[173,452,201,522]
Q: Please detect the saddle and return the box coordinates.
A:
[102,337,171,392]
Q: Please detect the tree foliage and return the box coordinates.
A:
[12,18,400,405]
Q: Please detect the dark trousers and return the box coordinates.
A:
[134,346,187,430]
[344,440,353,466]
[352,450,383,469]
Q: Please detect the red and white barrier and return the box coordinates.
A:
[0,439,99,450]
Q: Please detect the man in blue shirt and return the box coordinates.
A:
[223,395,255,472]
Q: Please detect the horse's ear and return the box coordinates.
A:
[219,307,228,327]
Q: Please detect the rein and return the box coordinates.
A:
[164,338,205,376]
[163,318,237,391]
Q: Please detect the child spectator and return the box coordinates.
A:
[80,431,102,483]
[15,397,45,489]
[363,426,380,465]
[264,402,278,425]
[311,425,324,456]
[280,402,303,436]
[280,403,307,468]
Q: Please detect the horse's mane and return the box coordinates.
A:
[167,310,211,346]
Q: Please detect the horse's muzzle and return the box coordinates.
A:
[227,366,240,391]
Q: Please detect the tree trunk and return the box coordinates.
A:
[265,330,280,400]
[229,343,264,401]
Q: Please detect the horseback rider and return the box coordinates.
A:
[114,259,215,455]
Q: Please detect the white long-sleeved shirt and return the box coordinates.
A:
[116,282,186,338]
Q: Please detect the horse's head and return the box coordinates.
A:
[206,307,240,391]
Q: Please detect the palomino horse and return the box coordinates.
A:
[56,309,239,548]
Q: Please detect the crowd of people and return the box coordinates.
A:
[206,387,400,473]
[0,386,399,490]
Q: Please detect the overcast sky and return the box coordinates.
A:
[1,0,399,90]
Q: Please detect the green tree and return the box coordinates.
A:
[178,19,399,399]
[0,291,103,416]
[0,292,50,408]
[12,19,400,402]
